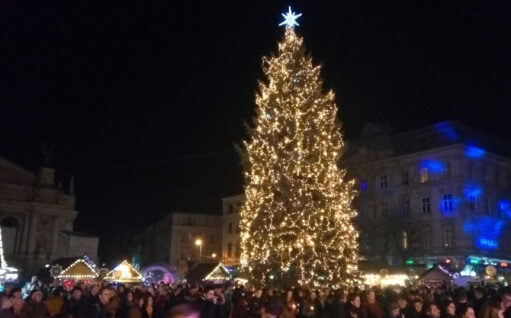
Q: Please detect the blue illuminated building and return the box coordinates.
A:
[344,121,511,266]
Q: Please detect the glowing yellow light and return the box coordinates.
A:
[195,239,202,246]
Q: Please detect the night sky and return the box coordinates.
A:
[2,1,511,261]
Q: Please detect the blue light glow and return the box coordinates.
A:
[419,159,445,174]
[463,183,483,200]
[476,238,498,250]
[279,6,302,28]
[434,122,459,141]
[438,196,461,216]
[498,199,511,218]
[465,144,486,159]
[360,181,368,192]
[464,216,504,251]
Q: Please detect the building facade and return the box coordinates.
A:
[221,195,243,266]
[220,121,511,268]
[136,212,222,277]
[0,157,98,272]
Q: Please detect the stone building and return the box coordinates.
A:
[0,156,98,273]
[136,212,222,277]
[220,121,511,268]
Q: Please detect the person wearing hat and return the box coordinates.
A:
[46,286,65,316]
[21,290,48,318]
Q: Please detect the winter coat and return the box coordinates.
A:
[0,308,22,318]
[20,300,48,318]
[361,302,384,318]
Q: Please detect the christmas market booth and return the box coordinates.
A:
[418,264,459,287]
[360,262,417,287]
[54,256,100,289]
[104,260,143,284]
[185,263,232,284]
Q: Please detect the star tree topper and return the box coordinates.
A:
[279,6,302,28]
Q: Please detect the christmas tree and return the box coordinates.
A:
[239,8,359,288]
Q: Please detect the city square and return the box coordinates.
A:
[1,1,511,318]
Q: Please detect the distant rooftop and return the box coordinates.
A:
[344,120,511,159]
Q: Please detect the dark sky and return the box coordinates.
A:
[2,0,511,261]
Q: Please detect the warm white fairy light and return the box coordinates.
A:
[57,259,99,280]
[0,228,7,268]
[105,260,142,282]
[239,27,359,288]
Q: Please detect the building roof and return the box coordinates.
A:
[185,263,231,284]
[56,259,99,280]
[104,260,143,283]
[344,121,511,160]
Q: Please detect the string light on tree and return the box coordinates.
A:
[239,8,360,288]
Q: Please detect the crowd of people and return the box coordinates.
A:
[1,279,511,318]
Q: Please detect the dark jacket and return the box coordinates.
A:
[330,300,347,318]
[20,300,48,318]
[65,297,88,318]
[87,298,109,318]
[0,308,22,318]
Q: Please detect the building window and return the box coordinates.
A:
[380,176,387,189]
[420,168,429,183]
[469,194,477,213]
[228,223,232,234]
[402,171,409,186]
[228,205,234,214]
[227,243,233,257]
[360,181,368,192]
[235,241,241,257]
[402,231,408,249]
[236,224,240,233]
[442,194,453,211]
[401,199,410,216]
[442,223,455,247]
[422,197,431,215]
[484,197,490,215]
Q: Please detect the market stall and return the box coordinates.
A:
[185,263,231,284]
[104,260,143,284]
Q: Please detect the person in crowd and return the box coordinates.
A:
[442,301,456,318]
[347,294,361,318]
[247,289,264,318]
[387,303,402,318]
[461,306,476,318]
[64,287,88,318]
[166,303,199,318]
[362,290,384,318]
[410,298,424,318]
[426,304,441,318]
[88,287,112,318]
[330,288,347,318]
[0,295,24,318]
[262,298,283,318]
[281,290,298,318]
[21,290,48,318]
[46,286,66,317]
[473,288,486,318]
[194,286,223,318]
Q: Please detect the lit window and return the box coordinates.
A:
[442,194,453,211]
[422,197,431,215]
[403,231,408,249]
[420,168,429,183]
[380,176,387,189]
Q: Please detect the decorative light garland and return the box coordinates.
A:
[104,260,142,283]
[57,259,99,280]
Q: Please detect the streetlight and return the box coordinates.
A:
[195,238,202,263]
[211,253,217,258]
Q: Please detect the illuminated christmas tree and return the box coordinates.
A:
[239,8,359,288]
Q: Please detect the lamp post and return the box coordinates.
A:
[195,238,203,263]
